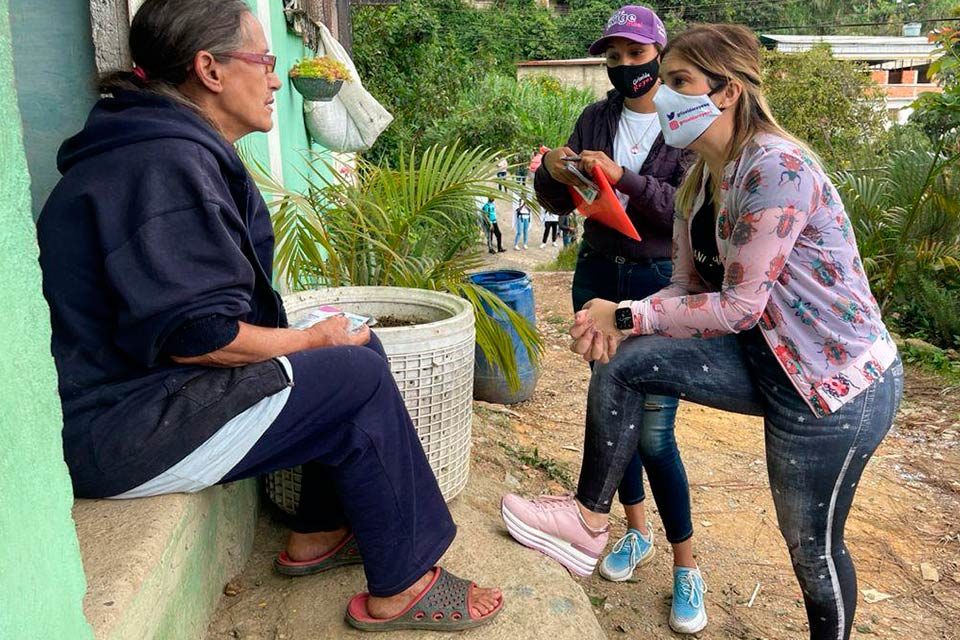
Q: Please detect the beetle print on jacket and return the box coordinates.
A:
[628,134,898,417]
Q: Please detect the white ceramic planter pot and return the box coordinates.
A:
[266,287,476,509]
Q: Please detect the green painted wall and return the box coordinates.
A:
[0,2,93,638]
[241,0,332,195]
[9,0,99,218]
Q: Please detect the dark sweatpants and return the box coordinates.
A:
[220,334,456,597]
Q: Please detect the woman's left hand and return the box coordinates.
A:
[569,299,624,363]
[579,151,624,186]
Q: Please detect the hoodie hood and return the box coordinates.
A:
[57,90,244,179]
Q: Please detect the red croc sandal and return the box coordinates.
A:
[345,567,504,632]
[274,533,362,577]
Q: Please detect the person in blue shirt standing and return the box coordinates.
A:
[482,197,505,253]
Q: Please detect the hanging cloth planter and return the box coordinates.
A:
[301,22,394,153]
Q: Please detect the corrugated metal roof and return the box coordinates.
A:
[759,34,938,62]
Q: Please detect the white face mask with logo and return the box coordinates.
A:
[653,84,724,149]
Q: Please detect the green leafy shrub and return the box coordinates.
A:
[762,45,887,171]
[352,0,566,164]
[891,277,960,350]
[423,74,596,158]
[537,241,581,272]
[834,141,960,349]
[899,338,960,381]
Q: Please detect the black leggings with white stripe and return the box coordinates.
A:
[578,329,903,640]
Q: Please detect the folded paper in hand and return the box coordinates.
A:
[568,165,642,242]
[292,305,375,333]
[565,162,599,204]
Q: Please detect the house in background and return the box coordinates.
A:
[759,34,942,124]
[516,57,611,98]
[517,33,942,126]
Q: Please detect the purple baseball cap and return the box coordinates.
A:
[588,5,667,56]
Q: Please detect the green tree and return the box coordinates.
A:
[352,0,564,164]
[655,0,785,30]
[554,0,620,59]
[423,74,596,157]
[911,13,960,140]
[761,45,886,170]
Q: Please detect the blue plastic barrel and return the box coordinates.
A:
[469,269,540,404]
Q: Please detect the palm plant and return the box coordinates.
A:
[834,143,960,323]
[255,142,543,390]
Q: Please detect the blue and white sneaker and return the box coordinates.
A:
[598,527,654,582]
[670,567,708,634]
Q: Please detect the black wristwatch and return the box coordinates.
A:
[614,305,634,333]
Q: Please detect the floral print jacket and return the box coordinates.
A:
[627,134,898,417]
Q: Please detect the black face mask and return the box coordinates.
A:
[607,58,660,99]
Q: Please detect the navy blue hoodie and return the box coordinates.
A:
[38,91,290,497]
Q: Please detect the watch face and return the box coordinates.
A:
[615,307,634,331]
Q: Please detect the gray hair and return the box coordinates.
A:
[99,0,251,114]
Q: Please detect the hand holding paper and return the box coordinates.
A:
[568,165,642,242]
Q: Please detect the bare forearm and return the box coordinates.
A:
[171,321,311,367]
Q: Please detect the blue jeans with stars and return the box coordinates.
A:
[576,328,902,640]
[571,243,682,518]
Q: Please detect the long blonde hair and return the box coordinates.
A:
[662,24,815,216]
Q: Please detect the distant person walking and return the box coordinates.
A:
[477,197,495,253]
[513,198,531,250]
[540,211,559,247]
[483,197,505,253]
[559,213,578,247]
[496,157,509,191]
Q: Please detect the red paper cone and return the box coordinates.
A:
[569,165,641,242]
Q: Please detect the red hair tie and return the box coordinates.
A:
[133,66,148,81]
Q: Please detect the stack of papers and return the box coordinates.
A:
[565,162,599,203]
[292,305,375,333]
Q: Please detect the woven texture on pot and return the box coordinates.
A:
[265,287,475,513]
[291,76,344,102]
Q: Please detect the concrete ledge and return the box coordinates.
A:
[74,481,258,640]
[206,472,606,639]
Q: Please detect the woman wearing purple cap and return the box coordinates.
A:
[518,3,705,634]
[510,23,903,640]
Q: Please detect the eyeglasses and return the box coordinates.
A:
[220,52,277,74]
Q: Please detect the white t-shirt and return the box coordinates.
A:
[613,107,661,175]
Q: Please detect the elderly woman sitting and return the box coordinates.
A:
[36,0,502,631]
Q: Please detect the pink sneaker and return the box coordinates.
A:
[500,493,609,576]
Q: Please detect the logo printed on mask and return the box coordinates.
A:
[632,72,652,91]
[654,85,723,148]
[607,58,660,99]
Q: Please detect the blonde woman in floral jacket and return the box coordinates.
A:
[501,24,902,640]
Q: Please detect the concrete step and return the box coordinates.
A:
[74,481,258,640]
[205,472,606,640]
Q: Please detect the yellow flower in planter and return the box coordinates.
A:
[289,57,352,102]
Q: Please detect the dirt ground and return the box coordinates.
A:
[472,270,960,640]
[207,226,960,639]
